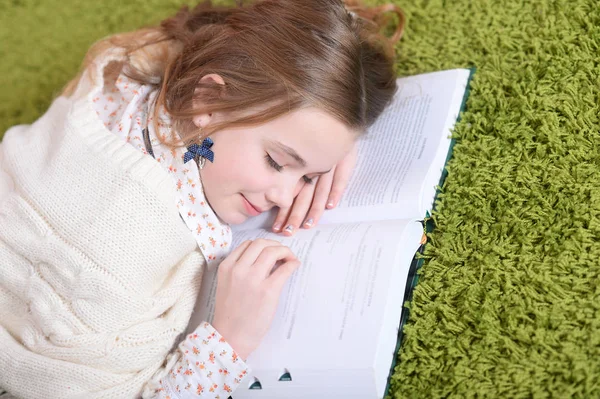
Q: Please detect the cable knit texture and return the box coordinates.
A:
[0,48,207,398]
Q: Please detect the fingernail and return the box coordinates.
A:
[327,200,335,208]
[284,224,294,233]
[304,218,313,227]
[273,223,281,231]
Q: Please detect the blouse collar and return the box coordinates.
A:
[143,92,233,270]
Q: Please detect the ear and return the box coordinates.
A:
[192,73,226,129]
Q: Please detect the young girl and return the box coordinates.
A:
[0,0,404,397]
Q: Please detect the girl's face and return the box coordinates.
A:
[197,106,356,225]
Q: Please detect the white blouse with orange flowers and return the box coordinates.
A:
[93,69,249,399]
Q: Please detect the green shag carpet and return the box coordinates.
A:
[1,0,599,398]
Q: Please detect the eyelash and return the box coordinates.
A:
[264,153,314,184]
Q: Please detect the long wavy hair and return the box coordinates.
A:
[62,0,405,148]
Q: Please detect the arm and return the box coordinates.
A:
[144,239,300,398]
[143,322,250,398]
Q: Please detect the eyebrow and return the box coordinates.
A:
[269,139,332,175]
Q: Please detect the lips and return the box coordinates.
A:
[247,199,263,213]
[242,195,264,215]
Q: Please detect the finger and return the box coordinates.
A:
[272,205,292,233]
[267,258,301,294]
[326,143,358,208]
[302,169,334,229]
[326,150,356,209]
[252,245,297,280]
[281,181,316,236]
[235,238,283,271]
[219,239,253,272]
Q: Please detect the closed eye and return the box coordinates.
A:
[264,153,314,184]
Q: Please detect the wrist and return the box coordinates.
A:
[210,321,253,361]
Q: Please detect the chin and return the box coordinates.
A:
[227,216,248,225]
[214,209,247,226]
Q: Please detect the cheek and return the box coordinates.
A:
[242,163,273,191]
[211,150,269,191]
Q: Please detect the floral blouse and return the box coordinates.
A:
[93,69,249,398]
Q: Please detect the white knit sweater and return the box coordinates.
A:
[0,52,213,398]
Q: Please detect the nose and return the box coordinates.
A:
[266,176,305,209]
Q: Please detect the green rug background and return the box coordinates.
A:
[1,0,599,397]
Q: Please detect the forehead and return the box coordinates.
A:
[260,107,356,158]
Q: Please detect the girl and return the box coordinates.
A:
[0,0,404,397]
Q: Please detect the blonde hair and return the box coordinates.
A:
[62,0,405,148]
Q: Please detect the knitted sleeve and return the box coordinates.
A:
[142,321,250,398]
[0,141,15,204]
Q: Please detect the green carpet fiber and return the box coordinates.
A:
[1,0,599,397]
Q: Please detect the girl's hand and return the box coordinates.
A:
[210,239,301,360]
[273,142,358,236]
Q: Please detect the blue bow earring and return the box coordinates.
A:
[184,136,214,169]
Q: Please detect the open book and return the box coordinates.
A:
[186,67,474,399]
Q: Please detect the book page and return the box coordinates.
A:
[187,219,423,380]
[233,68,471,232]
